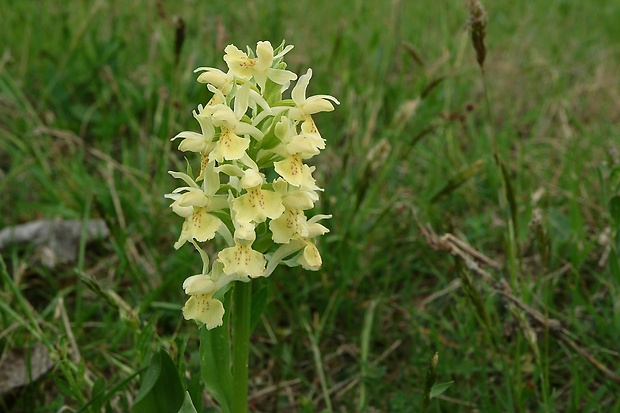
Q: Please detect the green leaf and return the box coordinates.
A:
[90,377,106,412]
[609,195,620,229]
[429,159,485,203]
[178,392,198,413]
[250,284,269,332]
[131,350,185,413]
[186,372,203,413]
[200,290,234,412]
[76,368,144,413]
[429,381,454,398]
[609,248,620,280]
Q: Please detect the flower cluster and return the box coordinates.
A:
[166,41,338,329]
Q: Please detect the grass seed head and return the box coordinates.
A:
[466,0,487,71]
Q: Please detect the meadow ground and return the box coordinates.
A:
[1,0,620,412]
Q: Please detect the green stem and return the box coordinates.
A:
[232,281,252,413]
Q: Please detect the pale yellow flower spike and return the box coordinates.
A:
[171,40,336,330]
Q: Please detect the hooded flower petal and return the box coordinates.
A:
[287,130,325,159]
[183,274,217,295]
[195,67,234,94]
[297,241,322,271]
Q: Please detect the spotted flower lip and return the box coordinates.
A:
[170,40,335,329]
[182,294,225,329]
[232,185,285,224]
[274,154,317,188]
[269,207,309,244]
[219,241,266,279]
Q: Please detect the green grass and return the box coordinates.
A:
[1,0,620,411]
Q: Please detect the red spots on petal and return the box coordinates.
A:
[221,129,231,147]
[201,151,209,170]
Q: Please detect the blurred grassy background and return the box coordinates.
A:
[1,0,620,411]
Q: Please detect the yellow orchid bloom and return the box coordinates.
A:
[223,41,297,90]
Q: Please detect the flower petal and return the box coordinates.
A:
[292,69,311,105]
[255,41,274,72]
[300,96,336,114]
[210,129,250,161]
[191,208,221,242]
[269,208,308,243]
[183,274,216,295]
[266,67,298,85]
[298,242,322,270]
[223,45,255,78]
[211,105,239,129]
[219,244,266,278]
[287,132,325,158]
[182,294,225,329]
[177,188,209,208]
[233,187,284,224]
[174,219,192,249]
[274,155,316,187]
[235,122,264,140]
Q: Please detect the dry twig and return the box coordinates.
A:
[412,210,620,385]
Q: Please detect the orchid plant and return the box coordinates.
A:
[166,40,337,412]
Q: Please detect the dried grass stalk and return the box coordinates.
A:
[466,0,487,71]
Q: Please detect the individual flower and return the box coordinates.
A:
[287,68,339,122]
[223,41,297,90]
[232,169,285,224]
[286,123,326,159]
[271,117,322,187]
[272,115,325,160]
[269,207,308,244]
[291,215,331,270]
[166,169,227,249]
[171,105,215,153]
[208,84,263,162]
[182,260,232,328]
